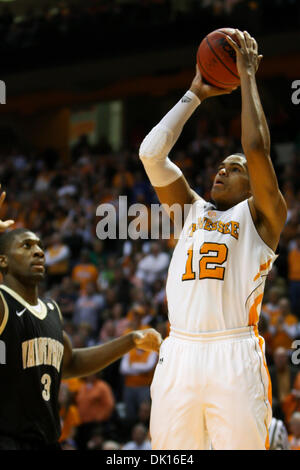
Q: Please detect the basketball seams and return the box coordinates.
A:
[206,36,240,80]
[198,56,232,88]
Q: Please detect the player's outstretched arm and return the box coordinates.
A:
[0,188,14,232]
[139,66,236,217]
[226,30,287,251]
[62,328,162,379]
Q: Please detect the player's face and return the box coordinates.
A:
[210,155,251,209]
[6,231,46,283]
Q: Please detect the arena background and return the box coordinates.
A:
[0,0,299,450]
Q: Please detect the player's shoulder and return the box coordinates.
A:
[190,190,207,206]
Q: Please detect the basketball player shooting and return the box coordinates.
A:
[139,30,287,450]
[0,196,162,450]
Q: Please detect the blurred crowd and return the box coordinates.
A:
[0,80,299,449]
[0,0,299,69]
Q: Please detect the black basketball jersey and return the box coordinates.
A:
[0,285,64,445]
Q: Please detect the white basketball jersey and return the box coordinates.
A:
[166,198,277,332]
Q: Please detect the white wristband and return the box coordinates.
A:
[139,90,201,187]
[159,90,201,143]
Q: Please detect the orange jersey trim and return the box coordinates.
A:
[248,293,263,326]
[253,325,272,450]
[253,258,273,282]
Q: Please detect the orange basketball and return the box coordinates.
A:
[197,28,240,89]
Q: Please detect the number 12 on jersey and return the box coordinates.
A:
[182,242,228,281]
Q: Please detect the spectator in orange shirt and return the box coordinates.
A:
[288,233,300,319]
[58,382,81,448]
[120,347,157,421]
[71,249,99,292]
[288,412,300,450]
[269,298,299,351]
[120,307,158,420]
[75,373,115,450]
[61,377,84,396]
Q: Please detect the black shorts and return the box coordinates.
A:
[0,436,62,450]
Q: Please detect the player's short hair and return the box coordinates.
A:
[0,228,30,255]
[228,153,248,173]
[227,152,247,163]
[232,152,246,158]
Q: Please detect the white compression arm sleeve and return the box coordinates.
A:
[139,90,201,187]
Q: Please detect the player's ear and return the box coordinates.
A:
[0,254,8,270]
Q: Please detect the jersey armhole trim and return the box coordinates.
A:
[0,290,9,336]
[246,199,277,256]
[52,300,63,324]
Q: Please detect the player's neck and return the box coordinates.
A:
[3,276,39,305]
[214,201,234,211]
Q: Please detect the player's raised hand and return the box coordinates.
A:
[226,30,263,77]
[0,187,14,232]
[132,328,163,352]
[189,64,237,101]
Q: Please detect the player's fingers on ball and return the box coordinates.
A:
[225,35,239,52]
[251,37,258,52]
[235,29,246,48]
[243,31,252,48]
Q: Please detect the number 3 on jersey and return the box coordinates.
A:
[41,373,51,401]
[182,242,228,281]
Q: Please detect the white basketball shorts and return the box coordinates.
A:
[150,326,272,450]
